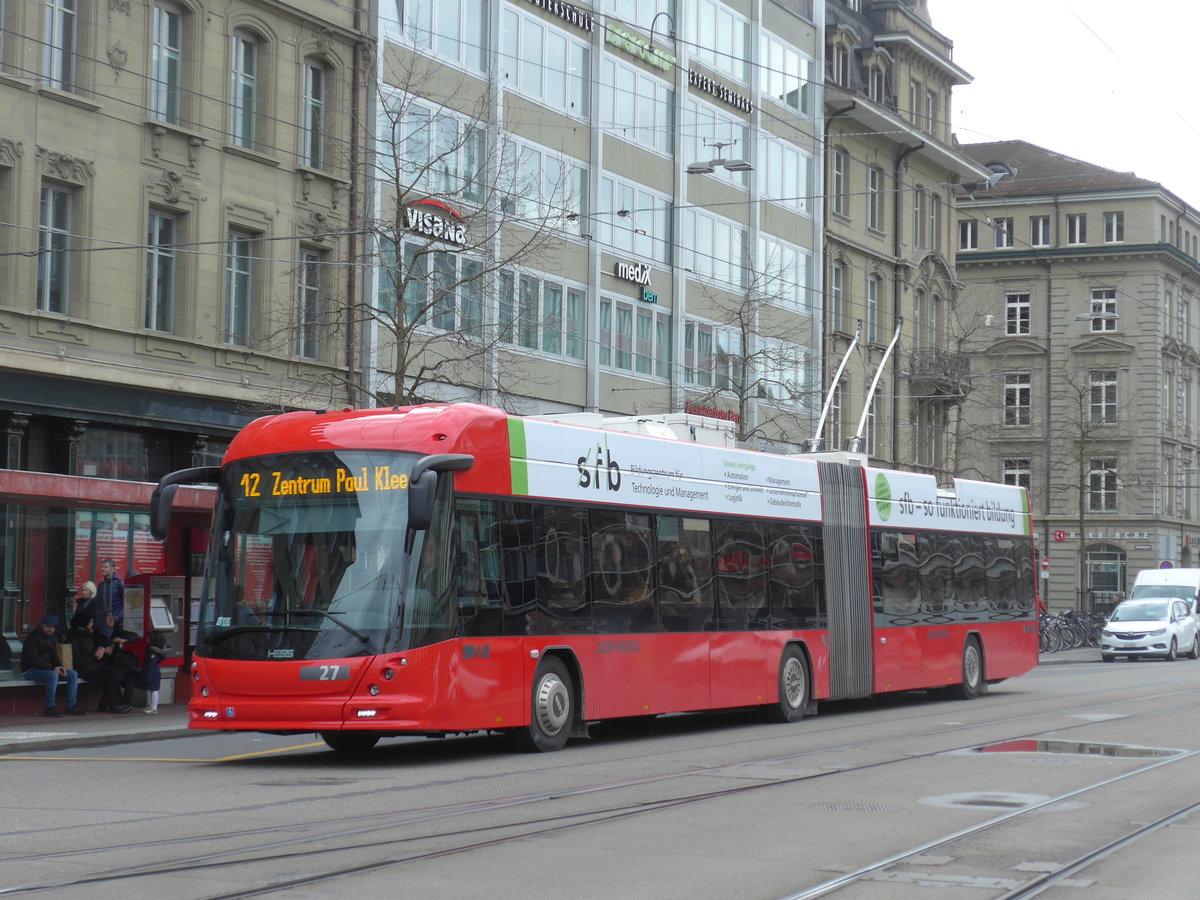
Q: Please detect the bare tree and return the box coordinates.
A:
[683,263,821,450]
[256,48,588,412]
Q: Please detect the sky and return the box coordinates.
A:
[926,0,1200,209]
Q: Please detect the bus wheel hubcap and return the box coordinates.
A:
[783,658,805,707]
[535,674,569,735]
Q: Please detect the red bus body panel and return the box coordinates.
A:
[189,631,831,734]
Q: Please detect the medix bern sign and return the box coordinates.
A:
[405,199,467,246]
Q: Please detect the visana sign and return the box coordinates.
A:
[404,199,467,245]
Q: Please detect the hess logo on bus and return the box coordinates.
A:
[577,442,622,492]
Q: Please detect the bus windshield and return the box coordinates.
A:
[198,450,443,661]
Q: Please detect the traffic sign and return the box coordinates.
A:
[1161,561,1174,569]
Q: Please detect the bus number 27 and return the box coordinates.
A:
[300,665,349,681]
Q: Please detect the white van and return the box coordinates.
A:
[1129,568,1200,614]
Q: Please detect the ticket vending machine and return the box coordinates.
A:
[124,574,187,704]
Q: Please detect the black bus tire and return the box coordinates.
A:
[320,732,380,753]
[766,646,809,723]
[954,638,984,700]
[515,657,574,752]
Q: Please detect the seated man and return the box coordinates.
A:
[21,615,84,717]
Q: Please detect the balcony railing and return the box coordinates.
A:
[906,348,971,398]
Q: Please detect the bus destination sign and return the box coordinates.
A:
[239,466,409,499]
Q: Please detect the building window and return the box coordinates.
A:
[908,79,920,123]
[601,57,673,156]
[680,208,747,288]
[1004,372,1031,426]
[1104,211,1124,243]
[1003,457,1031,491]
[929,194,941,252]
[762,136,812,214]
[924,89,936,133]
[995,217,1013,249]
[913,290,924,347]
[37,184,72,313]
[1067,213,1086,245]
[298,248,322,359]
[42,0,76,90]
[829,41,849,86]
[381,241,486,339]
[1088,457,1117,512]
[381,95,489,205]
[683,320,740,390]
[866,274,880,342]
[598,176,669,263]
[501,271,586,361]
[757,236,811,312]
[229,31,259,149]
[757,338,809,402]
[867,166,883,231]
[831,149,847,216]
[1090,368,1117,425]
[866,65,885,103]
[224,229,255,345]
[1089,287,1117,332]
[501,6,588,115]
[958,219,978,250]
[912,187,926,248]
[150,4,182,123]
[865,397,876,456]
[301,60,325,169]
[687,0,751,84]
[1005,291,1030,335]
[383,0,488,71]
[760,31,815,116]
[1030,215,1049,247]
[145,210,177,333]
[830,260,845,333]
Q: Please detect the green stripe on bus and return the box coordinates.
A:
[508,418,529,495]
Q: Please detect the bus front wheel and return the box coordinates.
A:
[953,638,984,700]
[515,657,574,752]
[320,732,380,753]
[765,646,809,723]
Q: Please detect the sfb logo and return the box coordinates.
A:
[577,442,622,492]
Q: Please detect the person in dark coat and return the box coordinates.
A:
[89,558,125,637]
[68,611,129,713]
[137,632,166,714]
[21,615,84,717]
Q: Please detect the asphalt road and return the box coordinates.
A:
[6,655,1200,899]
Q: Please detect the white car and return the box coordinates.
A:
[1101,598,1199,661]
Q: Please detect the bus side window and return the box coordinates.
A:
[766,522,824,629]
[590,509,657,634]
[714,520,766,632]
[499,502,537,635]
[457,498,504,637]
[533,505,591,634]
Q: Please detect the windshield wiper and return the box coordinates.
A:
[204,624,309,645]
[273,608,371,645]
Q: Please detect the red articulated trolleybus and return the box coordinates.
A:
[150,403,1038,753]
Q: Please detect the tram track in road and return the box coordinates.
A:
[5,677,1200,897]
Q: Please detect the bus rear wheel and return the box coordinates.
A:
[320,732,380,753]
[953,638,984,700]
[515,657,574,752]
[765,646,809,723]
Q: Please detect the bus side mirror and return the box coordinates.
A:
[408,470,438,531]
[149,483,179,541]
[150,466,222,540]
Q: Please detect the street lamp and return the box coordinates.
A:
[686,140,752,175]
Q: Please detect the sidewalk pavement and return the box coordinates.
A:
[0,649,1097,755]
[0,704,196,755]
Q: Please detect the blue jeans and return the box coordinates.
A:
[23,668,79,709]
